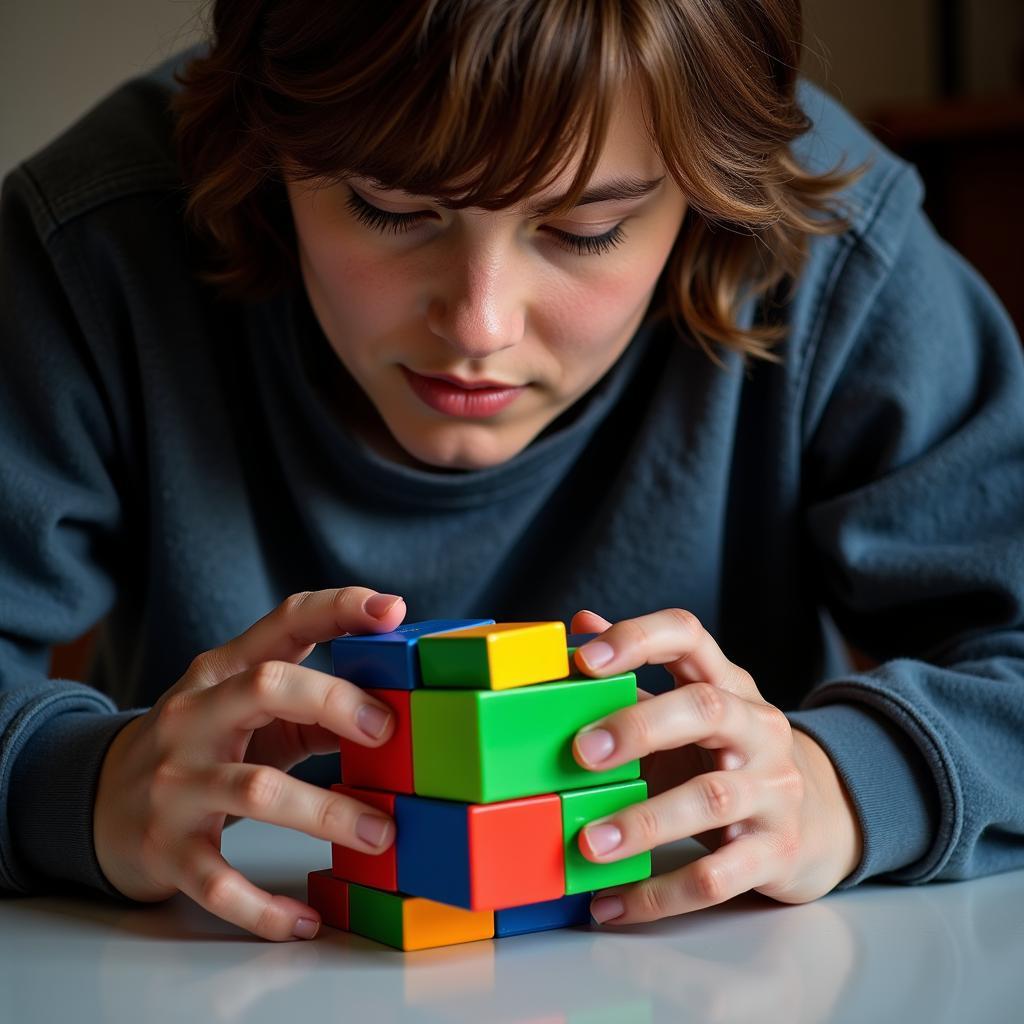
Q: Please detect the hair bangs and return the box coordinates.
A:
[273,1,629,216]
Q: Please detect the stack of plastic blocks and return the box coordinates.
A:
[306,619,652,951]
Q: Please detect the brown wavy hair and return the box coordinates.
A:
[171,0,864,365]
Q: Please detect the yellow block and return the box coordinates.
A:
[402,897,494,951]
[432,621,570,690]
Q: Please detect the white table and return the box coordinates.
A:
[2,817,1022,1022]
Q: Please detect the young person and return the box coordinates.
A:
[2,1,1022,943]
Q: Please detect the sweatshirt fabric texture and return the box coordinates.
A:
[2,45,1023,901]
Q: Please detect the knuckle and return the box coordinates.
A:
[159,691,193,723]
[665,607,703,639]
[279,591,313,617]
[199,869,236,915]
[612,618,651,653]
[699,775,734,821]
[689,682,725,726]
[237,766,282,814]
[690,860,726,905]
[186,649,221,683]
[247,660,288,700]
[634,877,673,920]
[617,705,654,752]
[316,794,349,838]
[760,703,793,743]
[626,802,661,845]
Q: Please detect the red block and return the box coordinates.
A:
[339,688,414,793]
[330,784,398,891]
[397,792,565,910]
[307,868,349,930]
[467,794,565,909]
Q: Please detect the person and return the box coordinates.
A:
[1,0,1022,945]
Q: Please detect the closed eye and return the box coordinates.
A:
[344,187,628,256]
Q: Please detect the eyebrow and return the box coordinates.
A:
[366,175,666,216]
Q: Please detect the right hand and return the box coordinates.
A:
[93,587,407,941]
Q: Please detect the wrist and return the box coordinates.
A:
[791,727,864,886]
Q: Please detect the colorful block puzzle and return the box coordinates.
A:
[395,792,564,910]
[418,621,570,689]
[310,618,653,951]
[410,673,640,803]
[331,618,494,690]
[348,883,494,951]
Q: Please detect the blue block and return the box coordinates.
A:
[494,892,593,937]
[330,618,494,690]
[395,794,471,907]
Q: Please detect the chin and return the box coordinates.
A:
[397,423,530,471]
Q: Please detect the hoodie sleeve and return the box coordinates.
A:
[789,173,1024,886]
[0,163,140,898]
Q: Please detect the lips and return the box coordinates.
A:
[419,371,517,390]
[400,365,526,418]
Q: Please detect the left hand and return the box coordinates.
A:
[568,608,864,925]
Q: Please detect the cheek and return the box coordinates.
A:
[293,209,413,336]
[541,245,667,359]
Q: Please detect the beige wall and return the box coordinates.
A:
[2,1,1023,180]
[1,1,207,179]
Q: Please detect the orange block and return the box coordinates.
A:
[348,882,494,951]
[403,896,495,951]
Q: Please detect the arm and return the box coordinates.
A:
[0,163,136,895]
[793,198,1024,884]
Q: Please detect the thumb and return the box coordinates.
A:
[194,588,406,687]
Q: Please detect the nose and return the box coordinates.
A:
[426,246,525,360]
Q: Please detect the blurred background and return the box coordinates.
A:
[0,1,1021,676]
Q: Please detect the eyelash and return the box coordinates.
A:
[343,188,627,256]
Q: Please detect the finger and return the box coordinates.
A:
[191,588,407,687]
[190,660,396,747]
[590,835,773,925]
[577,770,759,864]
[573,682,780,771]
[570,609,613,635]
[178,838,325,941]
[192,764,394,853]
[574,608,760,699]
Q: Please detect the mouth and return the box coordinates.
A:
[400,365,526,419]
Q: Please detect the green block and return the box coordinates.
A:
[411,673,639,803]
[348,883,405,949]
[562,780,652,894]
[418,631,487,687]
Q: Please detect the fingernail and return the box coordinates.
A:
[583,822,622,856]
[356,703,392,739]
[364,593,403,619]
[580,640,614,669]
[356,814,393,848]
[293,917,319,939]
[575,727,615,766]
[591,895,624,924]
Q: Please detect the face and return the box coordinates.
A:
[283,89,687,471]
